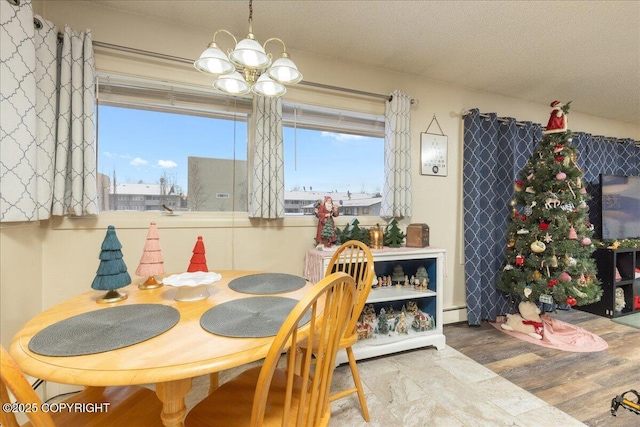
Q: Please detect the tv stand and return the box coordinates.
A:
[576,247,640,318]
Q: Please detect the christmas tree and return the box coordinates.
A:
[384,219,406,248]
[136,221,165,289]
[497,101,602,308]
[321,216,336,247]
[92,225,131,303]
[187,236,208,272]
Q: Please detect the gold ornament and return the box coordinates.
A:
[530,240,546,253]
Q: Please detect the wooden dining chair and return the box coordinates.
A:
[0,345,164,427]
[185,271,356,427]
[299,239,375,421]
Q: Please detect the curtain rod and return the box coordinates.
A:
[462,110,640,146]
[90,40,418,105]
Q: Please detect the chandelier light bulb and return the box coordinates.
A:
[214,71,251,95]
[252,73,286,97]
[194,43,235,75]
[268,55,302,84]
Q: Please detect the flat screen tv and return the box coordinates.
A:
[600,174,640,240]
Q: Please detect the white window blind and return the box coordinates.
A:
[96,74,252,119]
[282,103,384,138]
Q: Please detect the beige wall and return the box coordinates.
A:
[2,1,638,349]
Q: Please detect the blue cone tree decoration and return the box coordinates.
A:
[92,225,131,303]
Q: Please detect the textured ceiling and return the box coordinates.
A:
[84,0,639,124]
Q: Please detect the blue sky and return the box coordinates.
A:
[98,105,384,195]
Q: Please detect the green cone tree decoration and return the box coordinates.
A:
[497,102,602,308]
[384,219,406,248]
[92,225,131,303]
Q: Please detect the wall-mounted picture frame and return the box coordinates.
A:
[420,132,448,176]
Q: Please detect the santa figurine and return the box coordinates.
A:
[314,196,339,247]
[543,100,569,134]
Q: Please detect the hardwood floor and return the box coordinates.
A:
[444,309,640,426]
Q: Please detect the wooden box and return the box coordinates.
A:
[406,223,429,247]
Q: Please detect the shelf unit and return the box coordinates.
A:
[576,247,640,318]
[303,246,446,364]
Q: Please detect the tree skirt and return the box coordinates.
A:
[491,314,608,352]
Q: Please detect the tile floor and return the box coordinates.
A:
[186,345,585,426]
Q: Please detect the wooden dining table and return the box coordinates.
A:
[9,270,314,427]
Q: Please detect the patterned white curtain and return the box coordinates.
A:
[34,15,59,218]
[381,90,412,218]
[0,0,96,222]
[249,96,285,219]
[1,0,37,221]
[51,25,97,216]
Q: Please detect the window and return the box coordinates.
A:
[282,103,384,216]
[96,75,250,213]
[96,75,385,216]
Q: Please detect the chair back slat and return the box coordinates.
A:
[1,345,56,427]
[325,240,375,338]
[249,272,355,427]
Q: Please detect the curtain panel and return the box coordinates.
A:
[0,0,96,222]
[463,108,640,325]
[249,96,285,219]
[51,25,97,217]
[1,0,37,222]
[463,110,539,324]
[381,90,412,218]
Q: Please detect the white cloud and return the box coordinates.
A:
[321,131,366,141]
[130,157,148,166]
[158,160,178,168]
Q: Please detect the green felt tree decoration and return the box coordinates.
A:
[91,225,131,303]
[384,219,406,247]
[497,102,602,308]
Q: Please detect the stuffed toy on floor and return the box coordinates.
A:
[501,301,543,339]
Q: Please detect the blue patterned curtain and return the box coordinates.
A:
[463,109,639,325]
[573,135,640,238]
[463,110,541,325]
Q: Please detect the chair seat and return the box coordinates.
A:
[23,386,165,427]
[185,367,331,427]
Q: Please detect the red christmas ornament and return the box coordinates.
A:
[555,156,564,162]
[539,222,549,231]
[515,254,525,267]
[566,296,577,306]
[547,279,559,288]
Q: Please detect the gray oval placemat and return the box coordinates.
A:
[200,296,310,338]
[228,273,306,295]
[29,304,180,356]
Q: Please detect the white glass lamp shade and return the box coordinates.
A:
[194,45,235,75]
[252,73,286,97]
[214,71,250,95]
[229,37,271,69]
[267,56,303,84]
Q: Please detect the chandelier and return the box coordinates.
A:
[194,0,302,97]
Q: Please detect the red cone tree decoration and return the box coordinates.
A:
[187,236,208,272]
[136,221,166,289]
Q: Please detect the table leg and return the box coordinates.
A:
[208,372,219,394]
[155,378,192,427]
